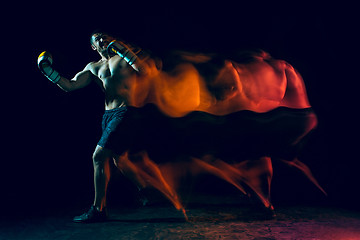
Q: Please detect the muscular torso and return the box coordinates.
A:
[88,55,136,110]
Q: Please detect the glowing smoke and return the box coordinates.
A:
[111,50,324,218]
[128,50,311,117]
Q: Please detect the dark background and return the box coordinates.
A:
[1,1,359,215]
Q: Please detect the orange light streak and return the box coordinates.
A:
[110,50,324,217]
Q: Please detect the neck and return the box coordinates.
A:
[100,51,116,61]
[100,53,110,60]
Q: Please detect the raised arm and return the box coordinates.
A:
[107,40,156,75]
[38,51,94,92]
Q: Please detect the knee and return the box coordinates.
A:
[92,151,103,166]
[93,147,111,166]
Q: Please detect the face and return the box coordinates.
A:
[91,33,115,55]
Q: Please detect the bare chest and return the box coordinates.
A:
[92,56,133,86]
[92,56,120,78]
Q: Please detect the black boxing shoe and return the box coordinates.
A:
[73,205,108,223]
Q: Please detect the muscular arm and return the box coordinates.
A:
[38,52,98,92]
[56,63,95,92]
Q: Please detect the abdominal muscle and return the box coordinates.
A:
[105,97,126,110]
[93,76,127,110]
[103,82,129,110]
[94,56,135,110]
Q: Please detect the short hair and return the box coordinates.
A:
[89,29,112,45]
[90,28,107,45]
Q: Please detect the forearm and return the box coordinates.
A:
[45,72,92,92]
[55,76,79,92]
[38,51,93,92]
[107,40,150,74]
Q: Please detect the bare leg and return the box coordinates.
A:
[92,145,113,211]
[73,145,112,223]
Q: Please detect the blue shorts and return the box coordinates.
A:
[97,106,127,148]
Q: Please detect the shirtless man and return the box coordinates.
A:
[38,30,148,223]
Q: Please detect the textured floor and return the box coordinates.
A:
[2,203,360,240]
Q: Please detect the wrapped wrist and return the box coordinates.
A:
[107,40,144,71]
[42,66,61,83]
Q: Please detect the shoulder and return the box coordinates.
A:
[83,61,104,78]
[84,61,98,71]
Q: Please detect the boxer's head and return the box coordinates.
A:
[90,30,115,56]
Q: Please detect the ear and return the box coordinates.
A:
[91,44,97,51]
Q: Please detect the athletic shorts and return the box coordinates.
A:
[97,106,127,148]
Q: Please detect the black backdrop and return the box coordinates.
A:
[2,1,359,215]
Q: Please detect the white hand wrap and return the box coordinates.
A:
[37,51,61,84]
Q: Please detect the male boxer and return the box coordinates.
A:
[38,30,150,223]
